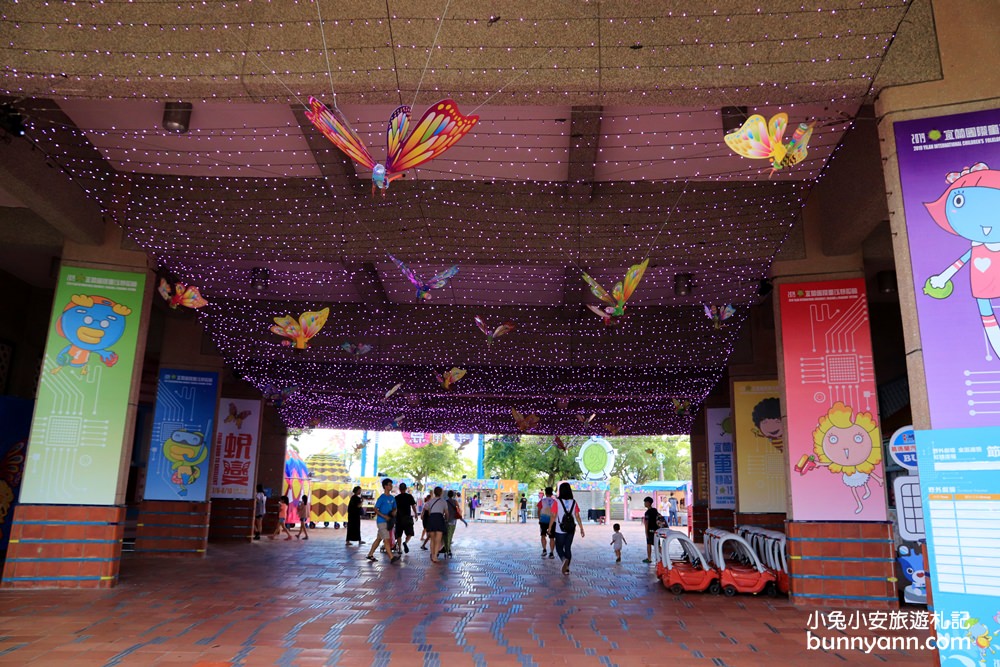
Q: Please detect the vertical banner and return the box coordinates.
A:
[210,398,262,499]
[894,109,1000,429]
[705,407,735,509]
[20,265,146,505]
[144,368,218,501]
[914,426,1000,664]
[732,380,786,513]
[779,279,887,520]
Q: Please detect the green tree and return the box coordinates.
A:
[376,442,464,490]
[610,435,691,484]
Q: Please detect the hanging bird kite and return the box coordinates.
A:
[389,254,459,301]
[271,308,330,350]
[724,113,815,176]
[582,259,650,325]
[704,304,736,329]
[340,341,372,358]
[436,367,466,391]
[157,278,208,310]
[306,97,479,196]
[383,383,403,402]
[512,409,540,433]
[475,316,515,347]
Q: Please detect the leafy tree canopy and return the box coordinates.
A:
[376,442,464,490]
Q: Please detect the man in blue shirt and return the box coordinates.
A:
[366,478,399,563]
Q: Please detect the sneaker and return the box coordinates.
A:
[303,536,308,540]
[616,557,621,563]
[366,555,377,561]
[390,555,400,563]
[542,550,547,557]
[403,543,409,553]
[253,535,261,541]
[548,552,555,559]
[420,545,428,551]
[642,558,651,563]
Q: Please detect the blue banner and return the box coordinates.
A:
[144,369,219,501]
[915,426,1000,663]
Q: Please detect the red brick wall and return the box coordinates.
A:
[786,521,899,609]
[1,504,124,589]
[134,500,209,556]
[208,498,253,542]
[736,512,786,531]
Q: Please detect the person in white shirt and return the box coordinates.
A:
[549,482,585,574]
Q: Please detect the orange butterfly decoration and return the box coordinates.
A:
[157,278,208,310]
[603,423,621,436]
[512,409,540,433]
[306,98,479,196]
[270,308,330,350]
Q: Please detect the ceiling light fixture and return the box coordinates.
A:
[251,267,269,292]
[674,273,693,297]
[162,102,193,133]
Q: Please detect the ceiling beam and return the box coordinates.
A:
[565,105,603,202]
[291,105,368,198]
[348,261,390,306]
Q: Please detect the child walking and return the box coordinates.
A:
[610,523,627,562]
[296,494,310,540]
[269,495,293,540]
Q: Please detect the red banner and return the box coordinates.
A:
[779,278,887,520]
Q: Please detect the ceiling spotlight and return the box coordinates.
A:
[876,271,898,295]
[251,267,269,292]
[674,273,693,297]
[757,279,774,297]
[162,101,193,133]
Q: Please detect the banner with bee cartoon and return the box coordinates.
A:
[20,265,146,505]
[144,368,219,501]
[210,398,261,499]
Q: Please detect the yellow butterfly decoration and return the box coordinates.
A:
[724,112,815,176]
[270,307,330,350]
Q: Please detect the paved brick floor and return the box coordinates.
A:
[0,520,937,666]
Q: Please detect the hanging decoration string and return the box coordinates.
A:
[410,0,453,110]
[314,0,340,110]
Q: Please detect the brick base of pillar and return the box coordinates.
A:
[1,504,124,589]
[786,521,898,609]
[708,508,737,533]
[135,500,209,556]
[208,498,253,542]
[735,512,786,531]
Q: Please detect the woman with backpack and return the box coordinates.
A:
[549,482,585,575]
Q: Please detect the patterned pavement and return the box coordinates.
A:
[0,520,937,666]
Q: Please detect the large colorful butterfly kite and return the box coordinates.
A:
[157,278,208,310]
[389,255,459,301]
[704,304,736,329]
[271,307,330,350]
[306,97,479,196]
[724,113,815,177]
[582,259,649,325]
[474,316,515,347]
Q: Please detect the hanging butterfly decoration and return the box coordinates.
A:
[389,254,459,301]
[544,435,579,454]
[262,383,298,408]
[157,278,208,310]
[724,113,815,177]
[581,259,650,325]
[223,402,252,430]
[340,341,372,358]
[672,399,692,417]
[577,413,596,426]
[307,417,322,430]
[306,97,479,196]
[474,316,516,348]
[603,423,621,436]
[383,383,403,402]
[385,414,405,429]
[436,367,466,391]
[353,435,371,454]
[512,409,540,433]
[288,428,305,441]
[644,448,656,456]
[271,307,330,350]
[704,304,736,329]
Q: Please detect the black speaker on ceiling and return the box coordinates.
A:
[163,102,193,133]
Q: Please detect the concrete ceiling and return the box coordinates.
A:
[0,0,940,434]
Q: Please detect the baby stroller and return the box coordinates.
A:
[655,528,720,595]
[704,528,777,596]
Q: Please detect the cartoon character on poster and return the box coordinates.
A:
[801,402,883,514]
[923,163,1000,359]
[960,616,1000,666]
[896,545,928,605]
[163,430,209,496]
[751,397,783,452]
[51,295,131,375]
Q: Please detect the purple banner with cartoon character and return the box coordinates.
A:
[895,109,1000,429]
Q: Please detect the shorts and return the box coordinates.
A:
[425,513,446,533]
[645,530,656,546]
[539,521,551,537]
[395,519,414,538]
[377,523,392,541]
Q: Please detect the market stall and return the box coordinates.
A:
[624,481,691,528]
[556,479,611,523]
[461,479,519,522]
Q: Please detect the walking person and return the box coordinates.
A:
[519,494,527,523]
[667,495,679,527]
[537,486,557,558]
[422,486,447,563]
[268,495,293,540]
[549,482,584,574]
[642,496,659,563]
[610,523,627,562]
[393,482,418,554]
[441,490,468,558]
[296,494,310,540]
[346,486,364,546]
[419,493,431,549]
[366,478,400,563]
[253,484,266,540]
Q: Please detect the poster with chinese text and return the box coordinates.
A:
[732,380,787,513]
[706,407,735,510]
[210,398,261,499]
